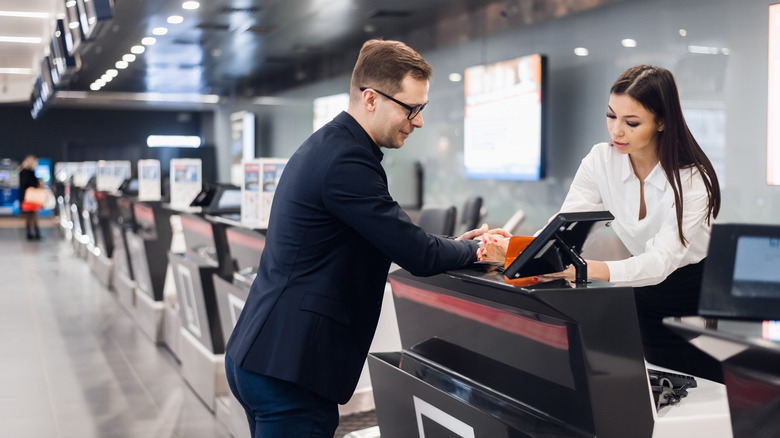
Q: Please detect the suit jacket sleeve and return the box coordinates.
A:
[321,146,478,277]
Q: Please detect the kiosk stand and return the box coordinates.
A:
[167,183,241,412]
[126,201,172,342]
[108,192,138,315]
[211,221,264,438]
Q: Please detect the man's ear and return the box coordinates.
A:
[363,88,377,112]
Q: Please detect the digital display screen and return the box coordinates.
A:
[463,54,545,181]
[732,236,780,298]
[218,189,242,208]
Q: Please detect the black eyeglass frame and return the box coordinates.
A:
[359,87,428,120]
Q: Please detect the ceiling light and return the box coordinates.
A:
[95,79,106,86]
[65,0,76,7]
[106,69,118,77]
[102,75,112,82]
[90,83,101,91]
[68,21,79,29]
[142,37,156,45]
[116,60,128,69]
[0,36,42,44]
[167,15,184,24]
[679,29,687,37]
[131,45,145,54]
[0,11,49,19]
[152,27,168,36]
[123,54,136,62]
[574,47,589,56]
[0,68,32,74]
[448,73,462,82]
[147,135,202,148]
[621,38,637,48]
[182,1,200,10]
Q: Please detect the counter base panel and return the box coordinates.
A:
[89,251,114,289]
[164,304,182,361]
[134,289,164,344]
[114,270,136,314]
[179,328,229,413]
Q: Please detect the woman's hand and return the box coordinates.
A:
[476,233,510,262]
[457,223,512,263]
[538,260,610,283]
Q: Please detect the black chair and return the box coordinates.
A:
[417,205,456,237]
[454,196,483,236]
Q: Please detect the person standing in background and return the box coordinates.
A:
[225,39,508,438]
[18,155,42,241]
[540,65,722,382]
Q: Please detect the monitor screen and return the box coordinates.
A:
[463,54,546,181]
[731,236,780,298]
[217,189,242,209]
[700,223,780,320]
[503,211,614,281]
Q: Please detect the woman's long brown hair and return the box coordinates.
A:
[610,65,720,246]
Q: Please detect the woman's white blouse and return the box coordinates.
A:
[559,142,712,287]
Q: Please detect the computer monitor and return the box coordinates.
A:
[699,223,780,320]
[503,211,614,284]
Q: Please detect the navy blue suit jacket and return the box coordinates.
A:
[226,112,479,403]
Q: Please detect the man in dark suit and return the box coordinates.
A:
[225,39,502,437]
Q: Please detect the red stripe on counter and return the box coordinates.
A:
[391,278,569,350]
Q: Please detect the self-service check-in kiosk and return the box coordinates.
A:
[125,201,172,342]
[211,223,264,438]
[86,186,116,288]
[167,183,241,411]
[369,212,729,438]
[68,184,88,258]
[107,182,139,314]
[664,223,780,438]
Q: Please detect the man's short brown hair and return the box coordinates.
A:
[350,39,432,99]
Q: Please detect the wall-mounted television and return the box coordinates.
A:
[463,54,547,181]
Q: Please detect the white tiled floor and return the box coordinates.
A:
[0,219,231,438]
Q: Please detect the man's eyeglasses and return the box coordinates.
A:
[360,87,428,120]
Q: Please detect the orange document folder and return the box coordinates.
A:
[503,236,539,287]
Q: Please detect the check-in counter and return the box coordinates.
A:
[107,193,137,313]
[167,211,236,412]
[665,317,780,438]
[124,201,172,342]
[370,268,654,438]
[211,221,264,438]
[170,212,225,355]
[372,264,734,438]
[85,187,115,288]
[68,185,88,258]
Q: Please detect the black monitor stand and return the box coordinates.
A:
[503,211,614,285]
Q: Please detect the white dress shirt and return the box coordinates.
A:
[558,142,712,287]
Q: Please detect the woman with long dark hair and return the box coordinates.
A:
[18,155,42,240]
[542,65,722,381]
